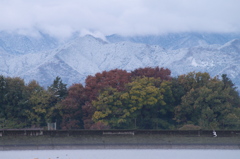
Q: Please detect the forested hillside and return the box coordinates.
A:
[0,67,240,130]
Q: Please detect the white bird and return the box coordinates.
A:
[213,130,217,137]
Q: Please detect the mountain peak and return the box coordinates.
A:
[1,31,240,92]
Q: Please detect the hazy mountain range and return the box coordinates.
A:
[0,31,240,91]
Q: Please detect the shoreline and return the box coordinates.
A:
[1,130,239,150]
[0,143,239,150]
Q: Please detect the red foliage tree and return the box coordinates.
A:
[131,67,172,81]
[62,67,172,129]
[83,69,132,129]
[60,84,86,129]
[84,69,131,100]
[82,101,96,129]
[90,121,110,130]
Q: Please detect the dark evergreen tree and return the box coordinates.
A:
[47,76,68,125]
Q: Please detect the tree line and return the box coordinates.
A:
[0,67,240,130]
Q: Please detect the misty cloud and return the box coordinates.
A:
[0,0,240,38]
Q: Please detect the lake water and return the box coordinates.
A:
[0,149,240,159]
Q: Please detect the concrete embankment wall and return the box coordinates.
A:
[0,130,240,150]
[1,129,240,137]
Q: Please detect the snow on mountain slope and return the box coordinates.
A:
[0,51,14,76]
[1,32,240,91]
[57,36,169,72]
[166,41,240,89]
[219,39,240,53]
[21,55,85,87]
[107,32,240,49]
[49,35,240,88]
[5,35,173,86]
[0,31,59,54]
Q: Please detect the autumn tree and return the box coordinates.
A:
[60,84,86,129]
[121,77,166,129]
[83,69,131,129]
[92,87,124,128]
[131,67,171,81]
[92,77,170,129]
[84,69,131,100]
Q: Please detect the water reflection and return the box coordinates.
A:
[0,149,239,159]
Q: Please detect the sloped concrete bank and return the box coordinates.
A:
[0,130,239,150]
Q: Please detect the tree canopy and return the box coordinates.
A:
[0,68,239,130]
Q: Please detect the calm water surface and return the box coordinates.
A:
[0,149,239,159]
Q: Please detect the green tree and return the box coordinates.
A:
[174,72,240,129]
[221,74,240,108]
[25,88,51,127]
[177,72,211,92]
[22,80,45,127]
[92,87,124,128]
[48,76,67,100]
[120,77,166,129]
[175,86,218,128]
[0,75,6,105]
[92,77,167,129]
[157,80,176,129]
[0,77,27,128]
[47,76,68,124]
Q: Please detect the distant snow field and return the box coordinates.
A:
[1,149,240,159]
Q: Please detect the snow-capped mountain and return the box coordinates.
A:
[0,31,59,54]
[0,32,240,91]
[107,32,240,49]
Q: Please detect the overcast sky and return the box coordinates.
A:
[0,0,240,38]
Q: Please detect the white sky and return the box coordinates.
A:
[0,0,240,38]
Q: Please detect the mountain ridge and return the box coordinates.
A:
[106,32,240,49]
[0,32,240,91]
